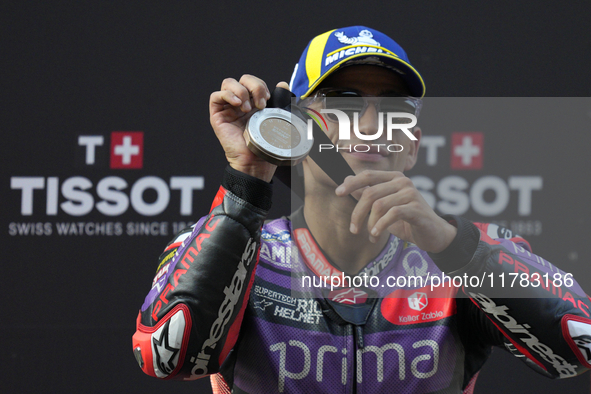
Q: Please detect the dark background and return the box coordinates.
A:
[2,1,591,393]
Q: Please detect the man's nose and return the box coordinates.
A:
[355,102,382,137]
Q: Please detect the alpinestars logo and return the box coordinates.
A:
[189,238,257,379]
[329,288,368,304]
[153,320,180,375]
[150,308,188,378]
[573,335,591,362]
[254,299,273,311]
[359,237,398,277]
[469,292,578,378]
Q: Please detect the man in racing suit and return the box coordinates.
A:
[132,26,591,393]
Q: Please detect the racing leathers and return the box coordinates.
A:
[133,166,591,393]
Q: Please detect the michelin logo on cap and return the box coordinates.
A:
[335,30,380,46]
[325,30,395,67]
[290,26,426,98]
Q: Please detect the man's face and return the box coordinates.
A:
[302,65,421,188]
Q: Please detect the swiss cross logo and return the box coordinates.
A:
[450,132,483,170]
[408,292,428,311]
[110,132,143,169]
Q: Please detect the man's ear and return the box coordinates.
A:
[404,127,421,171]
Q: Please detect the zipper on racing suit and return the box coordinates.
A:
[352,324,365,394]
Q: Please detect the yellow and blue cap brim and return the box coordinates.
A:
[290,27,426,98]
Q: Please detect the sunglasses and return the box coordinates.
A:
[301,88,422,123]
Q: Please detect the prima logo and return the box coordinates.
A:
[269,339,440,392]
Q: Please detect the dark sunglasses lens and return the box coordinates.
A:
[379,98,417,115]
[324,92,365,121]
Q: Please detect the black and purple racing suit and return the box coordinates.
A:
[132,166,591,393]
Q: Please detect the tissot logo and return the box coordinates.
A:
[110,132,144,169]
[9,132,204,236]
[411,134,543,231]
